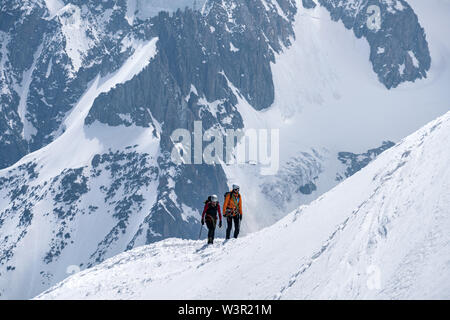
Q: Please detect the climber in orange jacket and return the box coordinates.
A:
[223,184,242,239]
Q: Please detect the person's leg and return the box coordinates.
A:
[233,215,240,238]
[226,216,232,239]
[206,218,214,244]
[210,217,217,243]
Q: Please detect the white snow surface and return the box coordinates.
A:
[37,110,450,300]
[57,4,97,76]
[15,43,42,140]
[43,0,64,19]
[125,0,207,24]
[222,0,450,231]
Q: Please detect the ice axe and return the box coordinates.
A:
[198,224,203,240]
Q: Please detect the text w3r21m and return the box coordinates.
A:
[221,304,272,315]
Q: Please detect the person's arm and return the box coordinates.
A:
[223,194,229,216]
[217,203,222,222]
[201,203,208,221]
[239,194,243,216]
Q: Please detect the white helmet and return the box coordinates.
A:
[232,184,240,191]
[210,194,218,202]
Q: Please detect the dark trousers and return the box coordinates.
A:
[226,215,240,239]
[205,215,217,243]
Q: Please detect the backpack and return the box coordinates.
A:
[224,191,240,216]
[204,195,212,204]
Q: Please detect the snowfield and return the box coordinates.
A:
[224,0,450,232]
[36,111,450,300]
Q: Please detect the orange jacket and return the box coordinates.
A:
[223,191,242,216]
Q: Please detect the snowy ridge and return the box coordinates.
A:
[37,111,450,299]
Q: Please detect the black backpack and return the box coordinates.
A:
[204,196,212,204]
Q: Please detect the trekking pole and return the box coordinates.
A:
[198,224,203,240]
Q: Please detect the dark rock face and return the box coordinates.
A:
[299,181,317,195]
[85,0,297,248]
[337,140,395,180]
[302,0,317,9]
[0,0,432,168]
[86,1,296,127]
[0,161,40,272]
[0,0,141,169]
[0,0,431,168]
[316,0,430,89]
[0,147,160,288]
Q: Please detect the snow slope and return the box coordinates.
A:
[225,0,450,232]
[37,111,450,300]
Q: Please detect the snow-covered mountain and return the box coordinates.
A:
[36,110,450,299]
[1,0,449,299]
